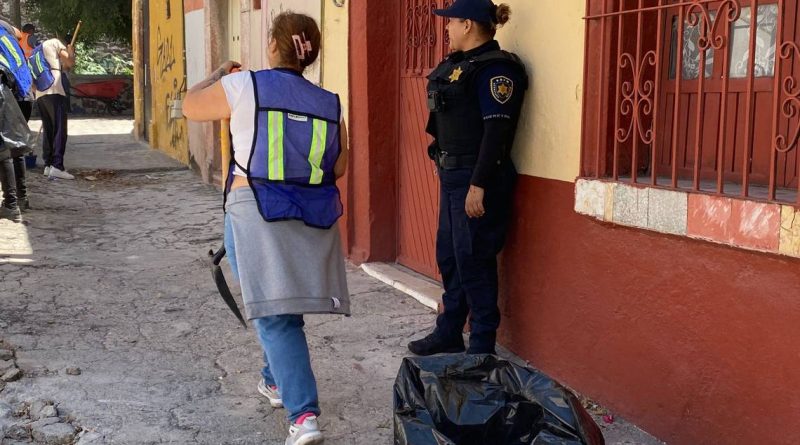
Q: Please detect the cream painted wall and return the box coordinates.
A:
[321,0,348,121]
[185,10,206,86]
[497,0,585,182]
[249,7,264,69]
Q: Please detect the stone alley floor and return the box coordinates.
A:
[0,119,662,444]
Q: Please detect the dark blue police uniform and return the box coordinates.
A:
[408,0,528,356]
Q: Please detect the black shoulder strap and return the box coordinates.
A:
[469,50,529,88]
[471,50,524,68]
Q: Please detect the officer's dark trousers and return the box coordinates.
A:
[434,162,516,353]
[37,94,68,170]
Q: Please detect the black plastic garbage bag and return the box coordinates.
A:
[0,82,35,158]
[393,354,605,445]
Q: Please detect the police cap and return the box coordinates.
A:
[434,0,498,24]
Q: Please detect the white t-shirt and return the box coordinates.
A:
[35,38,66,98]
[220,71,257,177]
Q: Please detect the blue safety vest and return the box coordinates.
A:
[0,27,32,99]
[28,44,55,92]
[225,69,343,229]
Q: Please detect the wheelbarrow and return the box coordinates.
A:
[70,79,130,116]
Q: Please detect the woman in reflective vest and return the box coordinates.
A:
[183,12,348,445]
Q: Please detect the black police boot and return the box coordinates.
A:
[408,332,465,356]
[466,346,497,355]
[466,333,497,355]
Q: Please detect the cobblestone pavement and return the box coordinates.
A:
[0,119,662,444]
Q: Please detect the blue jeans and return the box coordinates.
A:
[224,213,321,422]
[252,316,321,422]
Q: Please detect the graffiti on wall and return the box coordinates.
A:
[149,0,188,163]
[156,27,176,80]
[165,77,186,149]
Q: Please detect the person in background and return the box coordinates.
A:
[19,23,37,60]
[0,19,34,219]
[36,32,75,180]
[12,23,37,210]
[18,23,38,122]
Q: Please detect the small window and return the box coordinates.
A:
[669,12,715,80]
[729,4,778,78]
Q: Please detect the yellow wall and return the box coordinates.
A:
[322,0,348,121]
[149,0,188,163]
[497,0,585,182]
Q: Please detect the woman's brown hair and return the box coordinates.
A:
[475,3,511,38]
[270,12,321,72]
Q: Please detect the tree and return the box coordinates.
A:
[24,0,132,44]
[10,0,22,27]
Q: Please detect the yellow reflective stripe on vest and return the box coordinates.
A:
[0,54,9,69]
[268,111,285,181]
[308,119,327,185]
[35,52,44,73]
[0,36,20,67]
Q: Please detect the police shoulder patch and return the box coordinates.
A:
[490,76,514,104]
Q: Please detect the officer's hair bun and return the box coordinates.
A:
[495,4,511,27]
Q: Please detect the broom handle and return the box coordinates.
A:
[221,120,231,190]
[220,67,240,190]
[70,21,82,46]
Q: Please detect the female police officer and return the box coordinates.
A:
[408,0,527,356]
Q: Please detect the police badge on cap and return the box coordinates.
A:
[490,76,513,104]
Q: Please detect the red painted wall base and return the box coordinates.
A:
[498,175,800,445]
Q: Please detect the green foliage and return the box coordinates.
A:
[72,43,133,76]
[24,0,132,45]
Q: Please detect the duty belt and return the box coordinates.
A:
[437,152,478,170]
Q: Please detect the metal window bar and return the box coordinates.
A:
[404,0,438,75]
[581,0,800,206]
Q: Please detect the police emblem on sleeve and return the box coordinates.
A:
[490,76,514,104]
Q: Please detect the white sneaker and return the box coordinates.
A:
[285,415,323,445]
[48,167,75,180]
[43,166,51,176]
[257,378,283,408]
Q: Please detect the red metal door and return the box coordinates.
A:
[397,0,451,278]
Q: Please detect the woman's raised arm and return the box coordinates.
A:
[183,61,240,122]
